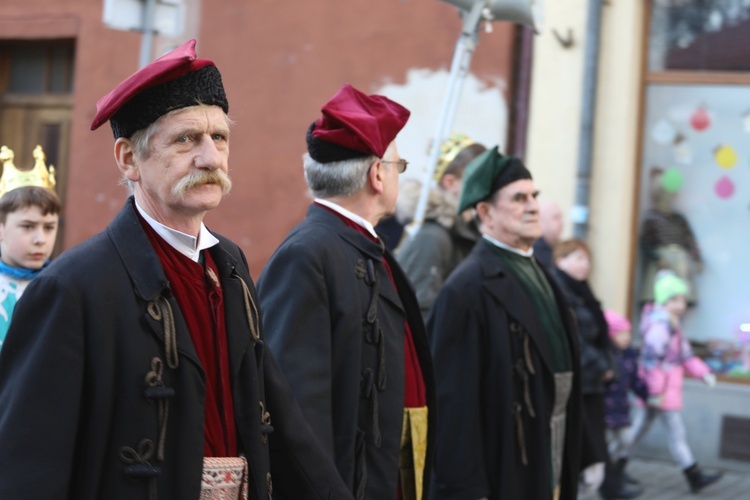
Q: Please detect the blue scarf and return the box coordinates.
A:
[0,259,50,280]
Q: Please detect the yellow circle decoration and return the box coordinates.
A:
[715,145,737,169]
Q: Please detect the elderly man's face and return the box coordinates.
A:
[478,179,541,250]
[132,105,231,227]
[380,141,403,217]
[540,200,563,245]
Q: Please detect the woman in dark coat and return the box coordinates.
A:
[552,239,642,499]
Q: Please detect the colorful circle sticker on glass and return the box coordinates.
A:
[690,106,710,131]
[714,145,737,169]
[661,167,684,192]
[652,120,676,145]
[714,175,735,199]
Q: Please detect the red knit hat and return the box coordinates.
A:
[307,83,410,163]
[90,39,228,138]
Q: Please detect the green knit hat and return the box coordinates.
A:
[456,146,531,214]
[654,271,689,305]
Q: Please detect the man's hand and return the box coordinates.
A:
[579,462,605,494]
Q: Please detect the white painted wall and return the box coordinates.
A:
[377,68,508,185]
[526,0,645,314]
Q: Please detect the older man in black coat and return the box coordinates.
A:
[0,39,350,500]
[427,147,583,500]
[257,84,436,500]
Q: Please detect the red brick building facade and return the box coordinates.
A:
[0,0,518,274]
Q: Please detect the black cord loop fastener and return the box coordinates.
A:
[144,357,175,462]
[119,438,161,500]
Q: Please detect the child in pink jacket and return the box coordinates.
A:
[624,271,722,494]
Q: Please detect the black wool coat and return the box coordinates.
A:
[257,204,436,500]
[426,241,583,500]
[0,199,352,500]
[551,269,614,395]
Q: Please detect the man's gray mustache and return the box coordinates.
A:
[173,170,232,196]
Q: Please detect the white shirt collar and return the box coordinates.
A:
[314,198,379,239]
[135,201,220,262]
[482,234,534,258]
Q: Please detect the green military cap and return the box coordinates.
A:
[457,145,532,213]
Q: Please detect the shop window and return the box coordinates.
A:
[635,1,750,380]
[649,0,750,72]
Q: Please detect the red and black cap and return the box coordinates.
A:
[90,39,228,139]
[307,83,410,163]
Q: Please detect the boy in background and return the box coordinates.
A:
[0,146,60,349]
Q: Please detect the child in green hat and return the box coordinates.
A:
[622,270,722,493]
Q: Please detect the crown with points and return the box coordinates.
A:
[434,132,475,182]
[0,145,57,197]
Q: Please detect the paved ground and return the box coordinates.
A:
[579,455,748,499]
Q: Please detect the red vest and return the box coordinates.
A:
[139,214,238,457]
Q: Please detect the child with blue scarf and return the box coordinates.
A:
[0,185,60,350]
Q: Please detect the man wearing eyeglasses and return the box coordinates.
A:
[257,83,435,500]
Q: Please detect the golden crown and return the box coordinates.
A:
[0,145,57,197]
[434,132,475,182]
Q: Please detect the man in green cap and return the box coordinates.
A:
[426,147,584,500]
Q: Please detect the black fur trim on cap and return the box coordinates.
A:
[306,123,371,164]
[110,65,228,139]
[490,157,532,194]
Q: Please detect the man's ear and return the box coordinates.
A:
[475,201,491,224]
[368,160,385,195]
[114,138,140,182]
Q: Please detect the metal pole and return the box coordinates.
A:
[507,25,534,159]
[139,0,158,68]
[409,2,484,233]
[572,0,604,239]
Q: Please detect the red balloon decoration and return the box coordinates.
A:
[690,107,710,131]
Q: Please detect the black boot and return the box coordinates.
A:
[599,460,644,499]
[617,458,640,485]
[683,463,723,493]
[599,482,643,499]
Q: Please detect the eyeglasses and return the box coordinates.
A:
[381,159,408,174]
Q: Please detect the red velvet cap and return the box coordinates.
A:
[90,39,227,137]
[308,83,410,162]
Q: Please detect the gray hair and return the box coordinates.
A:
[129,116,163,160]
[118,109,175,190]
[303,152,376,198]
